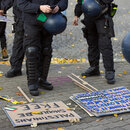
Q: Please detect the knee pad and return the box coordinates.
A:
[26,46,38,57]
[42,47,52,57]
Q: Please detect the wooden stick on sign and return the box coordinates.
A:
[17,86,32,103]
[68,75,93,92]
[71,73,98,91]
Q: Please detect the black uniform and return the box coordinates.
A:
[75,0,115,71]
[17,0,68,95]
[0,0,7,50]
[1,0,24,74]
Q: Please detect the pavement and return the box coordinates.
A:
[0,61,130,130]
[0,0,130,130]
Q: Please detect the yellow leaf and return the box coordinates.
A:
[69,32,72,35]
[32,111,41,114]
[19,101,27,104]
[118,74,122,77]
[82,76,86,78]
[122,70,127,74]
[71,44,75,47]
[31,98,33,102]
[61,67,65,69]
[57,128,65,130]
[0,74,3,76]
[43,101,47,103]
[114,113,118,117]
[82,58,86,63]
[113,38,118,41]
[100,70,104,73]
[0,87,3,90]
[66,108,73,110]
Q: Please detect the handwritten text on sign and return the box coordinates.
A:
[3,101,81,127]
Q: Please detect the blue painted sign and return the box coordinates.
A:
[72,86,130,117]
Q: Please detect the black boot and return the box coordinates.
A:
[26,47,39,96]
[81,66,100,77]
[5,67,22,78]
[39,47,53,90]
[105,71,115,84]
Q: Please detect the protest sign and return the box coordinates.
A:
[71,86,130,117]
[3,101,81,127]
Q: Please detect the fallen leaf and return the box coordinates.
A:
[100,70,104,74]
[61,67,65,69]
[16,92,23,96]
[113,38,118,41]
[57,128,65,130]
[71,44,75,47]
[82,76,86,78]
[118,74,123,77]
[114,113,118,117]
[32,111,41,114]
[0,74,3,77]
[0,87,3,90]
[69,32,72,35]
[122,70,127,74]
[31,98,33,102]
[19,101,27,104]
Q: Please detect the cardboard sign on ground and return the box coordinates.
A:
[3,101,81,127]
[72,86,130,117]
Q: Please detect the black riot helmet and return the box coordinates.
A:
[122,33,130,63]
[44,13,67,35]
[37,12,67,35]
[82,0,102,18]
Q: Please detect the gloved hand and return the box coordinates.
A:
[0,10,4,15]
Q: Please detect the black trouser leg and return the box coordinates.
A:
[0,22,7,49]
[82,27,100,67]
[98,34,114,71]
[10,20,24,70]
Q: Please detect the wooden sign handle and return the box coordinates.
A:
[17,86,32,103]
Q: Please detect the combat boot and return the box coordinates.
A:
[26,47,39,96]
[81,66,100,77]
[105,71,115,84]
[2,48,8,60]
[39,47,53,90]
[5,68,22,78]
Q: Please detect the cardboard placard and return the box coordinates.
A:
[3,101,81,127]
[72,86,130,117]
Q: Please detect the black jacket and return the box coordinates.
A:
[74,0,113,17]
[17,0,68,24]
[1,0,22,20]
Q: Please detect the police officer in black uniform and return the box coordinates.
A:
[1,0,24,77]
[73,0,116,84]
[17,0,68,96]
[0,0,8,60]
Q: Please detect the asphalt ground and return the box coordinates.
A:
[0,0,130,129]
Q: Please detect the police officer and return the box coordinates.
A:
[73,0,116,84]
[0,0,8,60]
[17,0,68,96]
[1,0,24,77]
